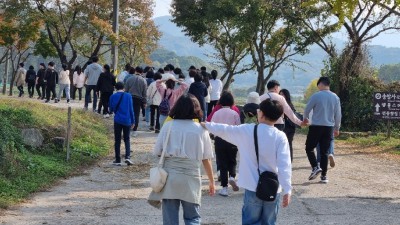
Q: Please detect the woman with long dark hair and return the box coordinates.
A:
[148,94,215,225]
[73,65,85,101]
[57,64,71,103]
[96,64,116,118]
[279,88,297,162]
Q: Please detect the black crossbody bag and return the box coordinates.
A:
[254,124,280,201]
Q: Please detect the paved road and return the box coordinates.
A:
[1,123,399,225]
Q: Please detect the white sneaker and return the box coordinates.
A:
[218,187,229,197]
[131,131,138,137]
[328,154,335,168]
[229,177,239,191]
[103,114,110,118]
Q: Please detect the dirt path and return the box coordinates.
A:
[1,99,400,224]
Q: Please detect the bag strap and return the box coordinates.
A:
[151,89,157,100]
[115,93,125,113]
[253,124,261,176]
[158,121,173,167]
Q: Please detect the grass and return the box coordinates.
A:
[0,97,112,208]
[341,133,400,155]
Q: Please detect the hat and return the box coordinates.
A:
[162,73,177,82]
[246,92,261,104]
[188,65,196,71]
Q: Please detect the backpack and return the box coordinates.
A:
[28,71,36,81]
[159,90,173,116]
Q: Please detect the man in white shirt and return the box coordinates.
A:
[260,80,305,130]
[208,70,223,115]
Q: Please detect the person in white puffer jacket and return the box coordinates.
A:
[146,72,164,133]
[57,64,71,103]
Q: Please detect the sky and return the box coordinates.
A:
[153,0,400,48]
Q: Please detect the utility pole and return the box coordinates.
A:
[111,0,119,73]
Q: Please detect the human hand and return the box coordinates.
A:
[282,194,291,208]
[200,122,207,129]
[208,182,215,196]
[301,118,309,127]
[334,130,340,137]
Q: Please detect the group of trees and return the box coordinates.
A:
[0,0,160,94]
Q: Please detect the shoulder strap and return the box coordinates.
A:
[267,93,272,100]
[115,93,125,113]
[167,91,173,100]
[158,121,173,167]
[253,124,261,176]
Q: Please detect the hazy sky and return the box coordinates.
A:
[153,0,400,48]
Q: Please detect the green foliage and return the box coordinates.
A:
[303,79,319,102]
[150,48,214,71]
[378,63,400,83]
[33,31,58,58]
[0,99,111,208]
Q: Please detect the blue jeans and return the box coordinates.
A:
[242,190,281,225]
[145,105,150,123]
[84,85,97,110]
[159,115,168,128]
[317,138,335,163]
[162,199,201,225]
[114,123,131,162]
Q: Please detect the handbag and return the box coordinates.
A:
[254,124,280,201]
[149,121,172,193]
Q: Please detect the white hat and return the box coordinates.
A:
[246,92,260,104]
[162,74,177,82]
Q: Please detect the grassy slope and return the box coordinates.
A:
[0,98,112,208]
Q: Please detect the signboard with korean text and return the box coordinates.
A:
[373,92,400,120]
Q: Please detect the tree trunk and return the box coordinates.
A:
[8,70,17,96]
[2,52,9,95]
[223,71,235,91]
[256,66,265,94]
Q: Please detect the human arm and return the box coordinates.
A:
[174,80,188,96]
[156,80,166,95]
[303,95,315,121]
[281,96,303,126]
[276,134,292,196]
[129,95,135,126]
[202,159,215,196]
[334,97,342,135]
[203,122,247,147]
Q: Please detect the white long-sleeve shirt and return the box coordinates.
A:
[73,72,85,88]
[59,70,70,85]
[146,81,163,106]
[259,92,302,126]
[209,79,223,101]
[205,122,292,195]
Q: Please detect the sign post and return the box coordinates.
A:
[373,92,400,139]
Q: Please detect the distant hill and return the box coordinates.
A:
[153,16,400,94]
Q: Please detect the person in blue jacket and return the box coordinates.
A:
[109,82,135,166]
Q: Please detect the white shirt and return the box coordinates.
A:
[209,79,223,101]
[205,85,212,103]
[117,71,129,83]
[59,70,70,85]
[73,72,85,88]
[154,120,214,161]
[146,81,163,106]
[185,77,195,86]
[205,122,292,195]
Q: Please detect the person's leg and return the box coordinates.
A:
[155,106,160,131]
[17,85,23,97]
[65,84,71,101]
[28,83,33,97]
[121,125,131,160]
[105,92,112,114]
[181,200,201,225]
[141,102,145,118]
[132,97,141,131]
[162,199,180,225]
[46,86,51,101]
[215,138,228,188]
[99,92,106,114]
[78,88,82,101]
[114,123,122,163]
[150,105,155,128]
[227,145,238,179]
[36,84,41,98]
[145,105,150,123]
[261,193,281,225]
[286,131,295,162]
[57,84,64,101]
[92,85,98,111]
[84,85,90,109]
[159,114,167,128]
[305,126,322,169]
[51,86,57,101]
[274,124,285,131]
[242,189,263,225]
[319,127,334,177]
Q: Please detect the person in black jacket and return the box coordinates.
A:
[96,64,116,118]
[279,88,297,162]
[188,72,208,121]
[25,65,36,98]
[45,62,58,103]
[36,63,47,99]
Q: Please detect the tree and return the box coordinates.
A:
[171,0,253,91]
[303,79,319,102]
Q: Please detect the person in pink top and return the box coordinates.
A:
[210,91,241,197]
[156,74,188,126]
[206,99,240,122]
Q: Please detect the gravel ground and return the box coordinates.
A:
[1,97,400,225]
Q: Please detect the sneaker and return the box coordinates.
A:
[67,99,70,104]
[218,187,229,197]
[308,167,322,180]
[155,129,160,134]
[45,100,50,103]
[103,114,110,118]
[131,131,138,137]
[125,159,133,166]
[149,127,155,131]
[112,161,121,166]
[229,177,239,192]
[320,175,329,183]
[328,154,335,168]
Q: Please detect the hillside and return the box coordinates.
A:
[154,16,400,94]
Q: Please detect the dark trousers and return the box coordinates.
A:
[85,85,98,110]
[36,84,46,99]
[208,100,218,116]
[283,129,295,162]
[132,97,142,131]
[274,124,285,131]
[305,126,334,176]
[114,122,131,162]
[150,105,160,130]
[46,85,56,101]
[72,87,83,100]
[98,92,112,114]
[141,101,145,117]
[17,85,24,97]
[215,137,238,187]
[27,82,35,97]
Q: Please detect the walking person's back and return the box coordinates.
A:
[84,56,102,111]
[96,64,116,117]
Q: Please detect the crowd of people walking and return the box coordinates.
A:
[12,56,342,225]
